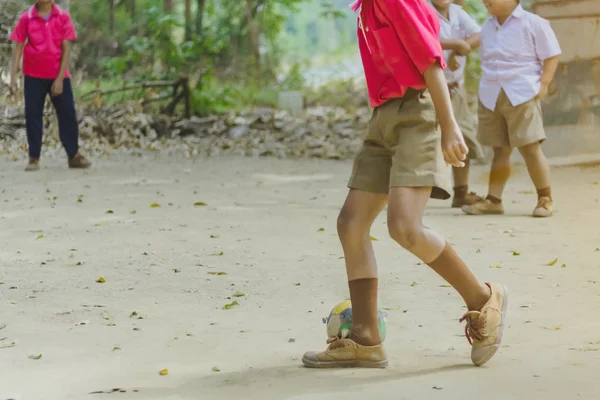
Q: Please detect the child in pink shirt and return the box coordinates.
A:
[10,0,91,171]
[301,0,508,369]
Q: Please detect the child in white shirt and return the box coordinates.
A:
[431,0,485,208]
[462,0,560,217]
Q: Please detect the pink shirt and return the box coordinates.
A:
[9,4,77,79]
[351,0,446,108]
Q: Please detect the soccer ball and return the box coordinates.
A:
[323,299,387,341]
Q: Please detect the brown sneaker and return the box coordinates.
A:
[302,337,388,369]
[452,192,483,208]
[25,158,40,172]
[68,153,91,169]
[533,196,552,218]
[460,283,509,366]
[462,199,504,215]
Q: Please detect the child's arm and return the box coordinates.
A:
[423,63,468,167]
[10,42,24,94]
[440,39,471,56]
[538,55,559,99]
[532,17,561,98]
[465,33,480,50]
[51,41,71,97]
[388,0,467,167]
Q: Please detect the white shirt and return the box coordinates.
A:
[479,5,561,110]
[433,3,481,86]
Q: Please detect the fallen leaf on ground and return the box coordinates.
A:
[476,249,481,253]
[208,272,227,276]
[512,251,520,256]
[223,300,240,310]
[96,277,106,283]
[159,369,168,376]
[28,354,42,360]
[194,202,207,207]
[370,236,377,241]
[410,282,417,287]
[561,264,567,268]
[173,268,181,273]
[489,263,502,269]
[288,338,296,343]
[150,203,160,208]
[218,251,224,256]
[595,248,599,252]
[546,258,558,266]
[233,292,245,297]
[106,210,114,214]
[36,234,44,240]
[210,234,219,238]
[130,210,137,214]
[74,320,90,326]
[554,324,563,330]
[112,346,121,351]
[101,312,110,320]
[212,366,220,372]
[317,228,325,232]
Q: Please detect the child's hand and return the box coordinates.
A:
[448,52,461,71]
[455,40,471,56]
[51,78,64,97]
[536,83,549,100]
[440,121,469,168]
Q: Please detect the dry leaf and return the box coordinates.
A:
[476,249,481,253]
[561,264,567,268]
[512,251,520,256]
[318,228,325,232]
[546,258,558,266]
[370,236,377,241]
[96,277,106,283]
[410,282,417,287]
[223,300,240,310]
[159,369,169,376]
[173,268,181,273]
[489,263,503,269]
[208,271,227,276]
[112,346,121,351]
[74,320,90,326]
[554,324,563,330]
[106,210,114,214]
[194,202,207,206]
[28,354,42,360]
[150,203,161,208]
[36,234,45,240]
[288,338,296,343]
[233,292,245,297]
[432,386,443,390]
[212,366,220,372]
[210,234,219,238]
[218,251,224,256]
[130,210,137,214]
[101,312,111,320]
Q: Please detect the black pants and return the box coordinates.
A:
[24,76,79,159]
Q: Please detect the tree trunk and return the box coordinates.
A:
[195,0,206,36]
[130,0,136,18]
[164,0,174,13]
[109,0,115,33]
[245,0,261,64]
[185,0,192,41]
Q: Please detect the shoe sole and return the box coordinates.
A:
[302,356,388,369]
[473,285,509,367]
[462,208,504,215]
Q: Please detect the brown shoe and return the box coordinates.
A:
[25,158,40,172]
[533,196,552,218]
[302,337,388,369]
[460,283,509,366]
[452,192,483,208]
[68,153,91,169]
[462,199,504,215]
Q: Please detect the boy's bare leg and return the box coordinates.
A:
[387,186,490,310]
[518,142,552,216]
[462,146,512,215]
[488,146,513,200]
[452,159,470,188]
[338,189,388,346]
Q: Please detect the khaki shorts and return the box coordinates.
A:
[450,85,484,160]
[477,89,546,148]
[348,89,451,200]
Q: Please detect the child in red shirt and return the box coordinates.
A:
[10,0,90,171]
[302,0,508,368]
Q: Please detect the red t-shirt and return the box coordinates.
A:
[357,0,446,107]
[9,4,77,79]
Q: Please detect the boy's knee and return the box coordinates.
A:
[388,219,421,250]
[518,142,541,159]
[337,208,366,238]
[493,146,512,160]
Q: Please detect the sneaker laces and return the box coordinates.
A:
[459,311,485,345]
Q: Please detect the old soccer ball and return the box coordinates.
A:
[323,299,387,341]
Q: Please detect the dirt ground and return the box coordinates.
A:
[1,154,599,400]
